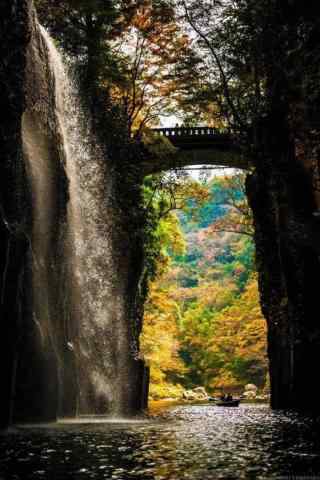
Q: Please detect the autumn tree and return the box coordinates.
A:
[209,276,267,392]
[204,172,254,237]
[110,1,190,136]
[173,0,255,136]
[141,174,266,398]
[141,213,186,399]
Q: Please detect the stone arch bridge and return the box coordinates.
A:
[144,126,249,174]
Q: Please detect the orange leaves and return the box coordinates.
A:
[110,0,192,133]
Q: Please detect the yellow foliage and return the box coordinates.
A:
[158,213,186,258]
[208,276,267,391]
[141,281,186,398]
[211,371,243,392]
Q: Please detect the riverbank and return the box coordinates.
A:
[148,397,269,412]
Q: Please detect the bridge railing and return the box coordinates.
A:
[152,126,230,137]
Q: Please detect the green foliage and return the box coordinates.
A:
[141,166,209,280]
[180,177,234,230]
[36,0,187,134]
[141,173,268,398]
[35,0,135,91]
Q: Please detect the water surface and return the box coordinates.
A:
[1,403,320,479]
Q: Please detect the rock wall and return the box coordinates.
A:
[0,0,75,426]
[0,0,148,427]
[0,0,32,428]
[75,166,149,416]
[247,130,320,411]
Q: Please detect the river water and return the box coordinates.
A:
[1,403,320,479]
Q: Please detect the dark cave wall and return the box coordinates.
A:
[245,1,320,412]
[246,133,320,411]
[0,0,32,429]
[0,0,73,426]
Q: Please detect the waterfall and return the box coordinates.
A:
[22,25,132,417]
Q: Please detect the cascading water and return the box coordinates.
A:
[22,24,135,417]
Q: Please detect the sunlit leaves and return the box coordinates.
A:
[141,279,186,400]
[109,0,192,134]
[142,172,267,397]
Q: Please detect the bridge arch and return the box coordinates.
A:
[143,127,249,175]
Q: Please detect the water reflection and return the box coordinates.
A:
[1,404,320,479]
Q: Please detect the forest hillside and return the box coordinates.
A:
[141,172,268,399]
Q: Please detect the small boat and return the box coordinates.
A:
[215,399,240,407]
[208,396,217,402]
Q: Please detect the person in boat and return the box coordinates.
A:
[226,394,233,401]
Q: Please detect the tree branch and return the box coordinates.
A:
[181,0,246,131]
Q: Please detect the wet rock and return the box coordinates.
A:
[183,387,209,401]
[183,390,198,401]
[256,394,270,401]
[242,384,258,399]
[242,391,257,400]
[244,384,258,392]
[193,387,209,400]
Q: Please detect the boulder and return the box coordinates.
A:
[256,394,269,401]
[183,390,198,401]
[242,390,257,399]
[193,387,209,400]
[183,387,209,401]
[244,383,258,392]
